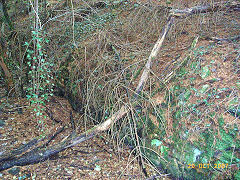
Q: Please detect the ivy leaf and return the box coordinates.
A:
[200,66,210,79]
[94,165,101,171]
[151,139,162,147]
[235,170,240,180]
[166,0,172,5]
[184,90,191,100]
[26,95,31,100]
[24,42,29,46]
[27,54,31,60]
[200,84,210,94]
[193,148,201,162]
[32,31,38,35]
[191,36,199,49]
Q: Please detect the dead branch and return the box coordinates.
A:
[205,35,240,42]
[169,1,240,17]
[136,16,174,95]
[45,107,61,123]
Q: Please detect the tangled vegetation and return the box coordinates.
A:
[0,0,239,179]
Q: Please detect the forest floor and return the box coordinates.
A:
[0,0,239,179]
[0,94,144,179]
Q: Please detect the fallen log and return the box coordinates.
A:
[0,126,65,171]
[0,107,127,171]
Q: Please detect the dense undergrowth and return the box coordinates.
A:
[1,0,240,179]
